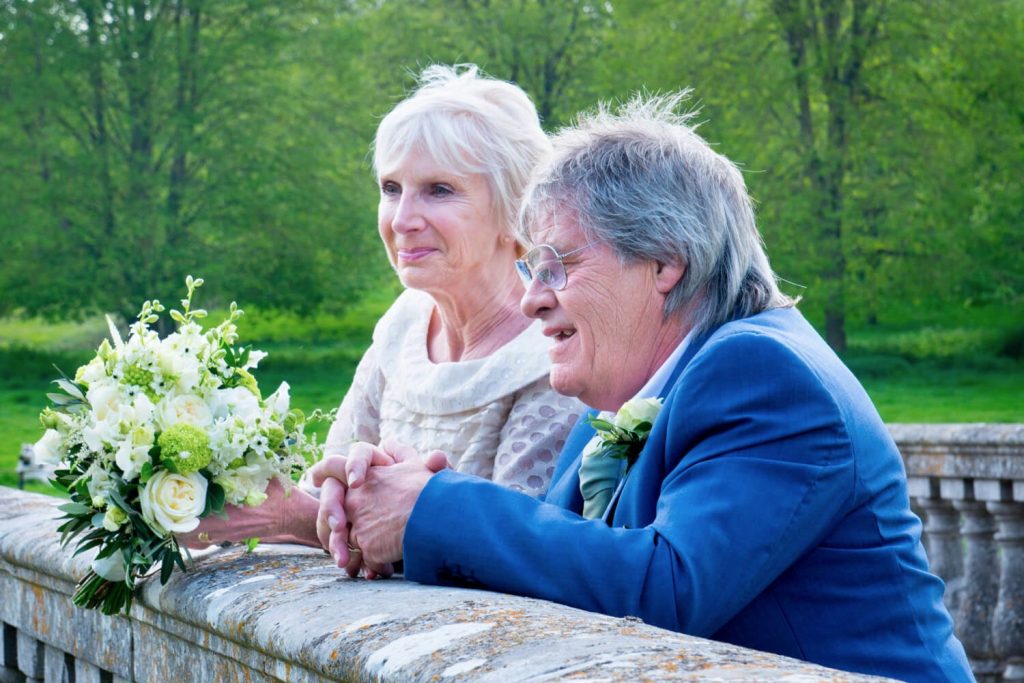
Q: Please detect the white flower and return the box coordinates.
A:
[114,439,151,481]
[82,421,116,455]
[86,381,122,423]
[614,397,663,431]
[155,394,212,431]
[165,323,208,357]
[33,429,63,464]
[78,356,108,386]
[266,382,290,419]
[92,552,126,582]
[139,470,208,535]
[102,506,128,532]
[157,348,201,393]
[86,464,114,501]
[243,350,267,370]
[211,387,260,423]
[215,460,274,506]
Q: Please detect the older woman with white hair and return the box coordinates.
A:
[185,65,582,569]
[325,93,971,681]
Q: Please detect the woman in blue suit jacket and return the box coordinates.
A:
[314,94,973,681]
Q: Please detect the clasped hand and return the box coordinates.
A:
[309,438,449,578]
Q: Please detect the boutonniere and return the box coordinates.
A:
[579,397,663,520]
[584,397,663,466]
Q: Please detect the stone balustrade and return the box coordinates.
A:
[4,422,1022,682]
[0,488,887,682]
[893,423,1024,683]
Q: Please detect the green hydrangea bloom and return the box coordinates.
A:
[235,368,261,399]
[123,365,158,400]
[123,365,154,388]
[157,423,213,473]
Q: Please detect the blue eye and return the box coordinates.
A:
[381,181,400,196]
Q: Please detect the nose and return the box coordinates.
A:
[520,275,557,320]
[388,192,423,235]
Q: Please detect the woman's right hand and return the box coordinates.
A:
[311,439,449,578]
[312,442,400,577]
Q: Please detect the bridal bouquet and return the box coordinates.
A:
[35,276,325,615]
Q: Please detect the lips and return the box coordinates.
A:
[396,247,436,262]
[543,326,577,362]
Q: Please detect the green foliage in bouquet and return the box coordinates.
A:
[38,276,331,615]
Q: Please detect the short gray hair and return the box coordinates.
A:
[374,64,550,237]
[519,92,795,334]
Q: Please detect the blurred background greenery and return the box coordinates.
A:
[1,0,1021,487]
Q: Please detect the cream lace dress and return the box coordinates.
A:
[321,289,583,497]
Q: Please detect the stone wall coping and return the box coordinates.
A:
[0,487,889,681]
[889,423,1024,482]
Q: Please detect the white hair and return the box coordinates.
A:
[373,64,550,237]
[520,92,795,334]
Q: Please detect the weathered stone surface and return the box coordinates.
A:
[16,631,44,679]
[43,644,70,683]
[0,486,891,681]
[891,423,1024,480]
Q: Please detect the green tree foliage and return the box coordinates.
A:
[602,0,1022,348]
[1,0,1020,350]
[0,0,386,322]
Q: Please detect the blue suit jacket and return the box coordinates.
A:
[404,308,972,681]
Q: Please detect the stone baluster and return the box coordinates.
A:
[948,477,1002,682]
[987,497,1024,683]
[1,623,18,682]
[910,476,965,613]
[44,645,73,683]
[16,631,44,683]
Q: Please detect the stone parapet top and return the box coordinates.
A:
[0,487,888,682]
[890,423,1024,482]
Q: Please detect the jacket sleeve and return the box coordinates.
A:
[403,329,857,635]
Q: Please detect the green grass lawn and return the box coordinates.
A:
[2,302,1020,497]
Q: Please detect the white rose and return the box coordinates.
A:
[33,429,63,464]
[87,381,122,423]
[79,356,108,386]
[156,394,212,431]
[139,470,208,535]
[91,552,126,582]
[614,397,663,431]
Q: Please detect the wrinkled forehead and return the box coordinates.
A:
[522,204,586,251]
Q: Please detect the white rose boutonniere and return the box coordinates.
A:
[579,397,663,519]
[587,397,663,467]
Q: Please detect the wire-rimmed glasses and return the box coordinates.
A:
[515,243,594,291]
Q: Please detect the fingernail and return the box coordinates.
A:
[328,515,338,531]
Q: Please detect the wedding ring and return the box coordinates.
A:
[198,532,211,544]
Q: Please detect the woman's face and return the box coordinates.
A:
[377,152,509,295]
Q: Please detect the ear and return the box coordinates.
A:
[653,259,686,295]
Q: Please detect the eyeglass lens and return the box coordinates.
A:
[516,245,565,290]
